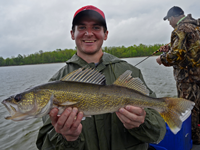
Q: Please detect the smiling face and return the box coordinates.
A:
[71,17,108,57]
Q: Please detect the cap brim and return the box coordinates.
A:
[163,16,168,21]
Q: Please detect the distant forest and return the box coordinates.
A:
[0,44,163,66]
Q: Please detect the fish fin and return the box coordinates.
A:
[160,97,195,134]
[113,70,149,95]
[60,68,105,85]
[53,101,79,106]
[57,106,66,115]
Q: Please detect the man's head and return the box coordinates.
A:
[164,6,185,28]
[72,5,107,33]
[70,5,108,61]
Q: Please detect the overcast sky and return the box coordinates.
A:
[0,0,199,59]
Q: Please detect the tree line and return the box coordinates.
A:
[0,44,164,66]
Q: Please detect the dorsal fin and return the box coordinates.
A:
[60,68,105,85]
[113,70,149,95]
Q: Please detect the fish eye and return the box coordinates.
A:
[14,94,22,102]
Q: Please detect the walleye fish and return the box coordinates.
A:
[2,68,194,134]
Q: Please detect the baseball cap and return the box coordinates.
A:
[72,5,107,30]
[163,6,184,20]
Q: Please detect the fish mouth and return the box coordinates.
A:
[2,100,18,119]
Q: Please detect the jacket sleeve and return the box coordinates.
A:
[160,30,187,66]
[128,108,166,144]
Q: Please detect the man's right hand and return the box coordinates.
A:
[49,107,83,141]
[159,45,170,52]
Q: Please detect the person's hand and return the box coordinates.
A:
[159,45,170,52]
[116,105,146,129]
[49,107,83,141]
[156,56,162,65]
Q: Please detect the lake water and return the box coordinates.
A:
[0,56,197,150]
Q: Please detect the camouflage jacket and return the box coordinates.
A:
[36,52,166,150]
[161,14,200,83]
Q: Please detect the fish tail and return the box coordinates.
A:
[160,97,195,134]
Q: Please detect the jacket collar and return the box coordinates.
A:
[66,52,125,67]
[177,16,187,25]
[175,14,198,28]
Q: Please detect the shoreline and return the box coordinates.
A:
[0,55,160,67]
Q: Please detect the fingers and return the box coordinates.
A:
[125,105,145,116]
[116,105,146,129]
[55,107,73,132]
[61,108,83,141]
[49,108,59,126]
[70,112,83,131]
[160,45,169,52]
[49,107,83,141]
[61,108,82,132]
[116,111,136,129]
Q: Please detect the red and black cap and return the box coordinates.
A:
[164,6,184,21]
[72,5,107,30]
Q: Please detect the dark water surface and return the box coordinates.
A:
[0,57,198,150]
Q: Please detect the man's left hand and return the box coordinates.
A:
[116,105,146,129]
[156,56,162,65]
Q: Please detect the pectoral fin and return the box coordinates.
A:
[53,101,79,106]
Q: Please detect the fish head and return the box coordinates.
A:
[2,90,49,121]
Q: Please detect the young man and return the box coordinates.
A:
[156,6,200,144]
[36,5,166,150]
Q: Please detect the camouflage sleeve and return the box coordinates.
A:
[160,29,188,66]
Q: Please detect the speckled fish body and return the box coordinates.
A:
[2,68,195,134]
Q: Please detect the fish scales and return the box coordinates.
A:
[34,81,167,115]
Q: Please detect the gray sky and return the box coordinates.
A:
[0,0,199,59]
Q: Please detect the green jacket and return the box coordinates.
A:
[36,52,166,150]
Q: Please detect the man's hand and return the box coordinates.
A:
[49,107,83,141]
[156,56,162,65]
[116,105,146,129]
[159,45,170,52]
